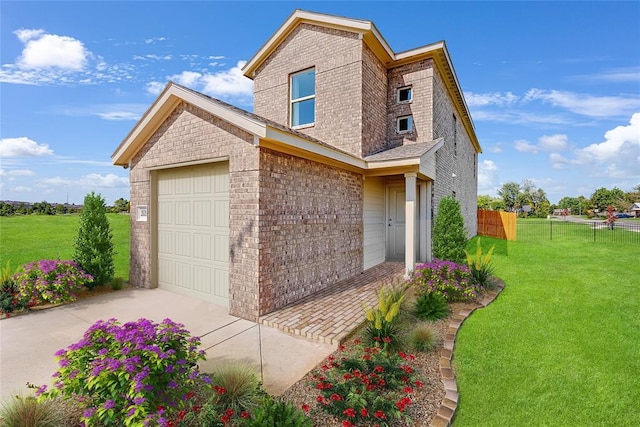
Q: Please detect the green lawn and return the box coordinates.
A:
[0,214,130,280]
[453,236,640,426]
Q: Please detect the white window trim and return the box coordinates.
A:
[397,115,413,134]
[290,68,315,128]
[397,86,413,103]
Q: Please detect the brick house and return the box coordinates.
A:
[112,10,481,321]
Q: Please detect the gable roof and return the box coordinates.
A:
[112,82,442,179]
[242,9,480,153]
[631,202,640,211]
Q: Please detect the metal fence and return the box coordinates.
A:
[517,219,640,244]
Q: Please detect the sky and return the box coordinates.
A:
[1,1,639,205]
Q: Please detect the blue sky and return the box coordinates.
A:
[1,1,639,205]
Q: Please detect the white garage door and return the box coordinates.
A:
[157,163,229,306]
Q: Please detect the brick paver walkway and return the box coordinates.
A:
[260,262,405,345]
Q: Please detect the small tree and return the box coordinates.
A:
[73,192,114,288]
[432,196,468,264]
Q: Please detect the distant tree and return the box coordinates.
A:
[433,196,468,264]
[55,204,68,215]
[477,195,493,210]
[591,187,625,212]
[32,201,54,215]
[498,182,521,212]
[73,192,115,288]
[112,198,130,213]
[624,184,640,205]
[0,202,16,216]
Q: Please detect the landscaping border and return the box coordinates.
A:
[430,280,505,427]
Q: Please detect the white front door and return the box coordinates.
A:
[386,185,405,261]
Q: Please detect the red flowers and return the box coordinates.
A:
[343,407,356,417]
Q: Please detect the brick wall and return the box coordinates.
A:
[386,59,435,148]
[253,24,365,157]
[128,102,262,320]
[431,68,478,236]
[257,148,364,314]
[361,44,388,156]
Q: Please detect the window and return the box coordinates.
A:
[397,86,412,103]
[290,68,315,127]
[397,115,413,133]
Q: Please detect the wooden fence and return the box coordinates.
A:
[477,210,517,240]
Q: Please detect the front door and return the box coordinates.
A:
[386,185,405,261]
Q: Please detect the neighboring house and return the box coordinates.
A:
[112,10,481,321]
[631,203,640,218]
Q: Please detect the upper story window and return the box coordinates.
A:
[290,68,315,127]
[397,86,412,103]
[397,115,413,133]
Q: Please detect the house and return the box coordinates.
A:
[631,203,640,218]
[111,10,481,321]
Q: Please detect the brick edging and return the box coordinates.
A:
[430,281,505,427]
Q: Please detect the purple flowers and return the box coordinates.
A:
[43,317,206,425]
[411,259,482,301]
[15,260,93,306]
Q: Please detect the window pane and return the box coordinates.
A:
[398,87,412,102]
[292,98,315,126]
[291,70,315,100]
[398,116,413,132]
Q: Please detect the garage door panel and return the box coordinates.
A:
[158,202,173,224]
[174,232,191,257]
[193,200,212,226]
[193,233,212,260]
[158,230,174,254]
[157,163,229,306]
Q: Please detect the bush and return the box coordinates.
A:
[39,318,206,426]
[464,238,496,288]
[413,292,449,321]
[73,192,114,288]
[15,260,93,306]
[0,394,64,427]
[410,259,481,302]
[208,362,262,415]
[363,284,406,347]
[110,276,125,291]
[243,396,312,427]
[0,261,30,316]
[308,340,424,426]
[408,323,439,353]
[432,196,468,264]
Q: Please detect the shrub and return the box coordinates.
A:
[243,396,312,427]
[410,259,481,302]
[363,285,406,347]
[413,292,449,321]
[0,394,64,427]
[408,323,439,353]
[73,192,114,288]
[110,276,125,291]
[432,196,468,264]
[308,340,424,426]
[15,260,93,306]
[0,261,30,316]
[208,362,262,414]
[40,317,206,426]
[464,238,496,288]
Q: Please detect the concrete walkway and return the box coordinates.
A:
[0,288,335,403]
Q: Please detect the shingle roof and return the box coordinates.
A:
[364,139,443,162]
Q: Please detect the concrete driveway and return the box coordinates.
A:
[0,288,336,403]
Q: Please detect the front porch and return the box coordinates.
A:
[260,262,405,345]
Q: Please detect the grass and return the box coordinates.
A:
[0,214,130,280]
[453,236,640,426]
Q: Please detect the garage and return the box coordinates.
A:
[156,162,229,306]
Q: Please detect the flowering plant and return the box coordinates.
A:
[0,261,31,316]
[15,260,93,305]
[410,259,481,301]
[39,318,206,426]
[307,339,423,426]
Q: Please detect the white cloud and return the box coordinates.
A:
[538,134,568,151]
[0,137,54,157]
[15,29,88,70]
[478,159,500,194]
[465,91,518,107]
[39,173,128,189]
[573,66,640,83]
[146,61,253,104]
[523,88,640,118]
[551,113,640,178]
[9,186,33,192]
[514,140,538,153]
[56,103,147,121]
[145,37,167,44]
